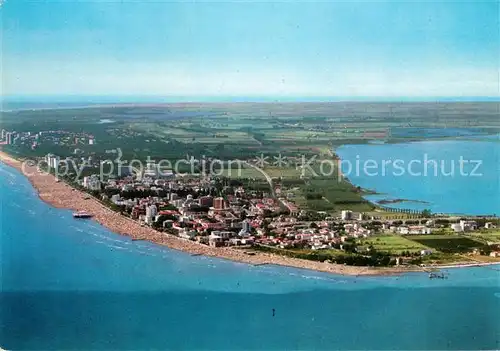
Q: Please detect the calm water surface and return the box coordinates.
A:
[336,138,500,215]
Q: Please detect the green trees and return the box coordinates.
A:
[422,209,432,218]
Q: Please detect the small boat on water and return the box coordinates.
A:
[73,211,93,219]
[429,272,448,279]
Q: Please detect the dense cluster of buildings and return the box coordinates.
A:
[0,129,18,145]
[37,153,498,258]
[1,129,95,149]
[99,175,287,248]
[79,171,483,255]
[451,220,479,232]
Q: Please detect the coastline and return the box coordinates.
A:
[1,150,498,276]
[0,150,414,277]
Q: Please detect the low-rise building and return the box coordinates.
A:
[208,234,224,247]
[485,222,496,229]
[179,229,197,240]
[83,175,101,191]
[420,249,433,256]
[407,226,432,235]
[460,220,477,232]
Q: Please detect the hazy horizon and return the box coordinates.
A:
[2,95,500,104]
[2,1,498,98]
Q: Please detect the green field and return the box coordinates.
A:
[465,230,500,244]
[407,235,484,253]
[301,178,374,212]
[361,235,429,254]
[219,165,305,179]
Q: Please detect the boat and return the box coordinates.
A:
[73,211,93,219]
[429,272,448,279]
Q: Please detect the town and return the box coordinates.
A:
[1,128,96,149]
[39,152,500,268]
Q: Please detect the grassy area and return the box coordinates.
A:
[302,178,374,213]
[420,252,473,264]
[407,235,485,253]
[465,230,500,244]
[361,235,429,254]
[222,166,306,179]
[466,255,500,263]
[255,245,395,266]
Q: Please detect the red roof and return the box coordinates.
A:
[159,210,178,215]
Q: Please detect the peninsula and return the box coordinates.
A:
[2,149,499,275]
[0,150,405,276]
[1,103,499,274]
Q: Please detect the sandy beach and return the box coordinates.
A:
[0,150,428,276]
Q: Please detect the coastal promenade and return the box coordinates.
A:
[0,150,413,276]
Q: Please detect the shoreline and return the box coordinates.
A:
[0,150,410,276]
[1,150,498,276]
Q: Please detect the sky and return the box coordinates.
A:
[1,0,499,99]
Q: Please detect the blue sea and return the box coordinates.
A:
[1,162,499,350]
[336,137,500,215]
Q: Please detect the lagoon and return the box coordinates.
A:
[336,137,500,215]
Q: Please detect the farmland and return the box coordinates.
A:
[2,102,499,214]
[354,232,498,265]
[408,235,485,253]
[361,235,429,254]
[463,230,500,244]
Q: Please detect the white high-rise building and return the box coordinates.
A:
[83,175,101,191]
[238,219,252,237]
[145,205,158,225]
[45,154,60,170]
[146,204,158,218]
[341,210,353,221]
